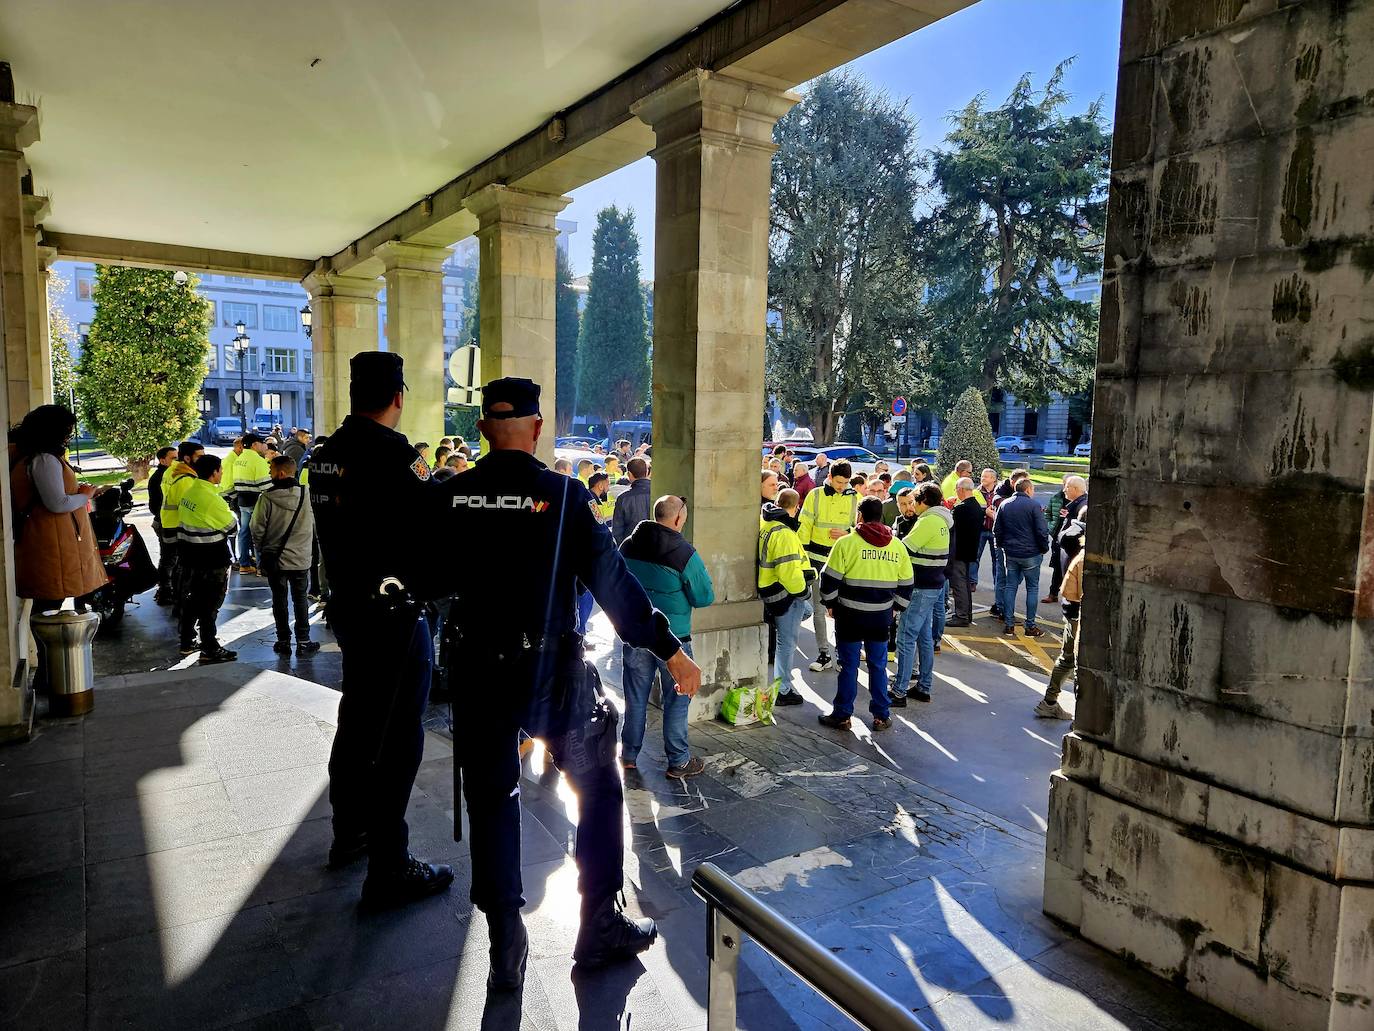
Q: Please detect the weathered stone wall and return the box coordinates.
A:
[1045,2,1374,1027]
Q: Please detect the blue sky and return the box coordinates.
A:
[561,0,1123,275]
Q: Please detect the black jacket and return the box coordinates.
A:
[148,465,167,524]
[612,477,652,545]
[994,492,1050,559]
[951,497,984,562]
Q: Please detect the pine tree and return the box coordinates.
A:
[936,387,1001,479]
[554,247,581,434]
[577,206,649,427]
[76,266,212,478]
[47,270,80,423]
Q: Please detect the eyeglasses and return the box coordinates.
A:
[678,496,688,506]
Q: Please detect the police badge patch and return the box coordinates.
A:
[410,456,432,480]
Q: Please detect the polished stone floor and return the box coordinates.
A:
[2,548,1254,1029]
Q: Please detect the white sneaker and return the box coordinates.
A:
[808,653,835,672]
[1034,700,1072,720]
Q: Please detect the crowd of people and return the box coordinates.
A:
[756,446,1089,730]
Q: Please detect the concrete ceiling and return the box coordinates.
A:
[2,0,730,260]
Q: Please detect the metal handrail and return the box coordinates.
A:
[691,863,930,1031]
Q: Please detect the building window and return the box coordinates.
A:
[78,323,91,345]
[443,318,460,330]
[444,284,460,296]
[443,302,459,313]
[206,345,217,372]
[305,398,315,426]
[303,350,312,379]
[75,273,94,300]
[263,304,297,332]
[225,345,258,373]
[265,348,297,375]
[223,275,254,285]
[443,335,459,349]
[222,301,257,329]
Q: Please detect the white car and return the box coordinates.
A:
[995,435,1031,453]
[1074,441,1091,457]
[765,443,882,477]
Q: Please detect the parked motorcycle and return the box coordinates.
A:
[80,478,157,630]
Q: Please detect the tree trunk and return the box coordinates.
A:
[125,457,150,481]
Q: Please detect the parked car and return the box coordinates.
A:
[995,435,1032,453]
[210,416,244,444]
[1074,441,1092,457]
[762,442,882,476]
[252,408,281,434]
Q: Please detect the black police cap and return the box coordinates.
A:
[482,377,541,419]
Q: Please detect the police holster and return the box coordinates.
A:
[450,631,619,843]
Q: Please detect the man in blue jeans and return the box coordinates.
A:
[969,467,1001,594]
[891,483,952,705]
[619,495,715,778]
[993,475,1050,638]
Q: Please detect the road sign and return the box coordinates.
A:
[891,414,906,424]
[891,396,907,417]
[447,345,480,407]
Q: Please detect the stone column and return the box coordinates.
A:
[0,95,38,740]
[302,270,381,434]
[20,194,50,411]
[1044,3,1374,1028]
[373,243,451,447]
[462,185,570,467]
[35,244,56,410]
[633,70,798,721]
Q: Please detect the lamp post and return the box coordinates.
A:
[233,319,250,432]
[299,304,312,338]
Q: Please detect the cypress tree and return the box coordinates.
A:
[936,387,1001,478]
[577,206,649,427]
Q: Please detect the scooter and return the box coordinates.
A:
[80,478,157,630]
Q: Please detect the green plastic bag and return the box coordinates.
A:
[754,678,780,726]
[719,679,780,726]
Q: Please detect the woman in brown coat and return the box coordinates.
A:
[10,404,106,610]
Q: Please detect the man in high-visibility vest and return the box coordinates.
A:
[797,460,858,672]
[177,454,238,663]
[758,487,814,705]
[816,496,913,732]
[940,459,973,501]
[233,433,273,573]
[892,482,952,705]
[161,440,204,613]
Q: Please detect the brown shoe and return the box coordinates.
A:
[1024,625,1046,638]
[1041,595,1058,604]
[666,756,705,780]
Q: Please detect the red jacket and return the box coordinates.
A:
[793,471,816,501]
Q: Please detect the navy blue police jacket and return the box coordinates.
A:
[308,414,443,607]
[437,449,680,661]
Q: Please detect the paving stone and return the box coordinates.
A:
[630,811,764,892]
[237,816,367,907]
[0,757,82,819]
[0,865,84,969]
[85,779,239,863]
[86,904,302,1030]
[220,1007,314,1031]
[85,833,259,946]
[81,704,217,757]
[209,719,333,781]
[83,731,221,801]
[690,785,871,863]
[0,718,83,768]
[223,763,331,834]
[0,805,83,882]
[534,953,675,1031]
[0,949,86,1030]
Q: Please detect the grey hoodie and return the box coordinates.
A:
[249,478,314,572]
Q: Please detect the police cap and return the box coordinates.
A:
[350,352,406,410]
[482,377,541,419]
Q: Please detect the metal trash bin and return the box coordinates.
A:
[31,610,100,716]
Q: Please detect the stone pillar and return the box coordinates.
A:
[462,185,570,466]
[373,243,451,447]
[0,96,38,739]
[633,70,798,721]
[302,270,381,434]
[20,194,50,411]
[35,244,56,409]
[1044,3,1374,1028]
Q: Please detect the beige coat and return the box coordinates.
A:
[11,448,107,601]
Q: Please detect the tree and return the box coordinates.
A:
[461,271,480,347]
[936,386,1001,478]
[554,247,581,434]
[921,61,1110,405]
[767,72,925,443]
[577,206,649,427]
[76,266,211,478]
[47,270,80,423]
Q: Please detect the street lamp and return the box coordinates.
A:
[299,304,312,339]
[173,270,189,289]
[233,329,251,432]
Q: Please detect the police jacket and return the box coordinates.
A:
[903,505,952,590]
[798,483,858,569]
[309,414,442,607]
[620,520,715,640]
[819,522,913,641]
[758,505,814,618]
[178,479,236,570]
[438,449,679,661]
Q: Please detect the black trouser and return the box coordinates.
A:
[153,522,175,596]
[267,569,311,643]
[1048,542,1063,597]
[328,606,432,873]
[459,658,624,916]
[179,565,229,649]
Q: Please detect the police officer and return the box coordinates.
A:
[309,351,453,907]
[437,377,701,991]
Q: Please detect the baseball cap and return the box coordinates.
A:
[481,377,541,419]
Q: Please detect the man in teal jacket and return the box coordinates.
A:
[619,495,715,779]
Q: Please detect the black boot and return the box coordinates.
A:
[487,909,529,991]
[573,894,657,968]
[359,853,454,909]
[326,831,368,869]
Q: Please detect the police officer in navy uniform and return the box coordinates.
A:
[309,351,454,907]
[438,377,701,990]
